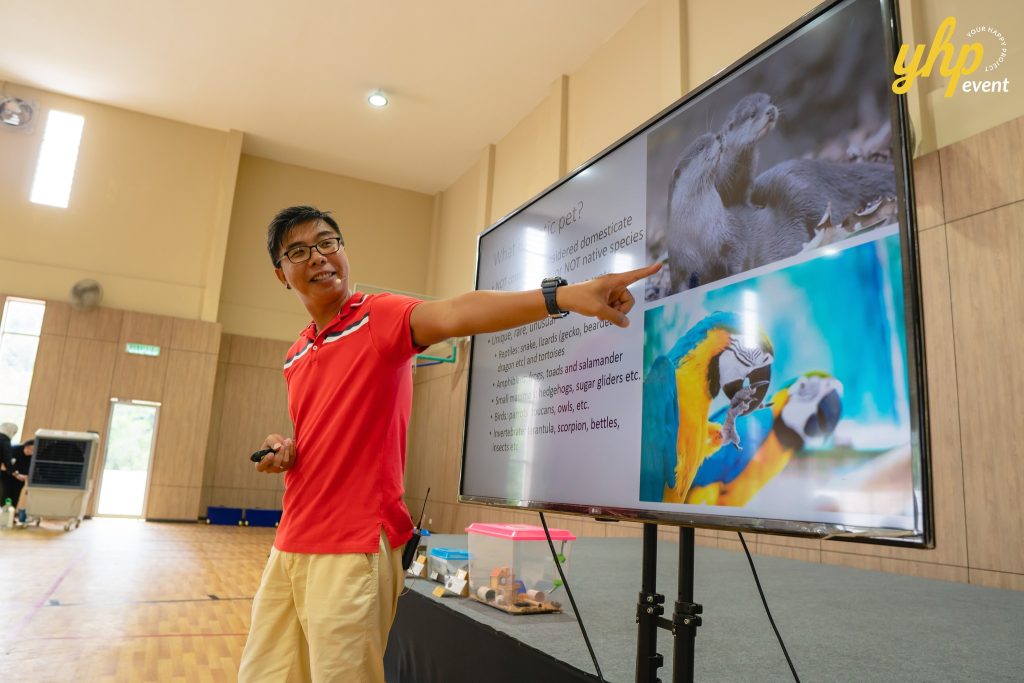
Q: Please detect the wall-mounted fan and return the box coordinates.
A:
[70,279,103,311]
[0,96,36,132]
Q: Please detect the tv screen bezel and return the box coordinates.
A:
[458,0,933,548]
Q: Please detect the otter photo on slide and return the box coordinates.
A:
[645,0,899,300]
[660,92,895,293]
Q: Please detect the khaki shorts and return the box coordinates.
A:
[238,529,405,683]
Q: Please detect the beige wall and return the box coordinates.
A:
[0,82,240,320]
[489,77,568,224]
[201,334,293,515]
[12,298,221,521]
[567,0,686,171]
[686,0,820,86]
[218,154,436,341]
[428,0,687,303]
[428,148,494,300]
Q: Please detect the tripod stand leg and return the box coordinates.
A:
[673,527,702,683]
[636,523,664,682]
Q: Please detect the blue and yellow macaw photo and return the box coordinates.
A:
[640,311,774,503]
[640,234,915,522]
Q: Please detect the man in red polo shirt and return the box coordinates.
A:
[238,205,659,682]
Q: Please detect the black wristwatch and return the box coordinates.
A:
[541,276,569,318]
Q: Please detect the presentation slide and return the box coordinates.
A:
[461,0,930,544]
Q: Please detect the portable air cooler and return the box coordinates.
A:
[26,429,100,530]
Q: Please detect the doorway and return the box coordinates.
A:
[96,399,160,517]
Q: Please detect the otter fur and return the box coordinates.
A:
[749,158,895,229]
[732,159,895,270]
[717,93,778,207]
[665,133,743,293]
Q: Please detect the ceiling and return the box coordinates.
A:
[0,0,647,194]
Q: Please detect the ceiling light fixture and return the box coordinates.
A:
[368,91,388,108]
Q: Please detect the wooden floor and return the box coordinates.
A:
[0,517,273,682]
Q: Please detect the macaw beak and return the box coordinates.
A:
[804,388,842,438]
[723,380,741,401]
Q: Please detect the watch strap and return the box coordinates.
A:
[541,277,569,318]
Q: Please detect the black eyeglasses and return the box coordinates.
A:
[276,237,343,266]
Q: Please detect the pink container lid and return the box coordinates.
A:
[466,522,576,541]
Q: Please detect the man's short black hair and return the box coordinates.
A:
[267,206,344,266]
[22,439,34,447]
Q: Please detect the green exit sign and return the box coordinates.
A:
[125,343,161,357]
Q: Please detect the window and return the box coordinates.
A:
[30,110,85,208]
[0,298,46,440]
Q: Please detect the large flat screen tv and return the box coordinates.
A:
[460,0,932,546]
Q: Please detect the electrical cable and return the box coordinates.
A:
[539,511,605,683]
[737,532,801,683]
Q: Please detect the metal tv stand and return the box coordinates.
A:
[635,523,703,683]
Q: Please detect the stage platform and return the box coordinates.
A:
[384,534,1024,682]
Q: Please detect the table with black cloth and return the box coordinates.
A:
[384,533,1024,683]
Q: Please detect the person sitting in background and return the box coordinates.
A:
[0,422,17,503]
[4,439,33,523]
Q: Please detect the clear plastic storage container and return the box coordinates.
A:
[466,522,575,614]
[427,547,470,582]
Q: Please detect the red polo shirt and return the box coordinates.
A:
[274,291,424,554]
